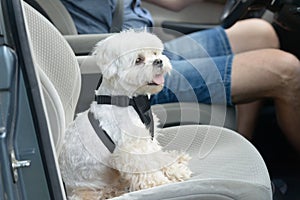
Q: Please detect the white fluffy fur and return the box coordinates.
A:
[59,30,192,200]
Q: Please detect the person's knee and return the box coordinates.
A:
[229,18,280,51]
[277,52,300,91]
[248,19,279,49]
[236,19,279,48]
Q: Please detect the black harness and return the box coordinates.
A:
[88,75,154,153]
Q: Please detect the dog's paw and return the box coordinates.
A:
[122,170,172,191]
[163,153,192,182]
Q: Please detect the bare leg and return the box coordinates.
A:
[225,18,279,53]
[231,49,300,153]
[225,19,280,138]
[236,101,264,140]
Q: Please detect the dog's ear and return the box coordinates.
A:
[92,39,118,79]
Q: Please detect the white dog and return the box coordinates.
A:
[59,30,192,200]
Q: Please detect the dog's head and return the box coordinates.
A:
[93,29,172,96]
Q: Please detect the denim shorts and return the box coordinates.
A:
[150,26,233,106]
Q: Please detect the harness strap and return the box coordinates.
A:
[95,95,154,138]
[88,111,115,153]
[94,74,155,145]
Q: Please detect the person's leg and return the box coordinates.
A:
[163,18,279,60]
[160,19,299,144]
[151,55,232,105]
[225,18,280,138]
[231,49,300,152]
[225,18,279,53]
[155,27,234,105]
[163,26,232,60]
[236,101,264,140]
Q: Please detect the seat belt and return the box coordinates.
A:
[88,111,116,153]
[110,0,124,32]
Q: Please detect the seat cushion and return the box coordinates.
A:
[112,125,272,200]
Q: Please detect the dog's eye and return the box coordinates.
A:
[153,52,157,55]
[135,57,144,65]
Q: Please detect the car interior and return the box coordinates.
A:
[1,0,299,199]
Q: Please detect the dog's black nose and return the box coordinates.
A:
[153,59,163,68]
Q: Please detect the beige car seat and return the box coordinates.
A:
[23,2,272,199]
[23,1,81,153]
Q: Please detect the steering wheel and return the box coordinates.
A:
[220,0,256,28]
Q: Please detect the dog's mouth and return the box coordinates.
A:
[147,74,165,86]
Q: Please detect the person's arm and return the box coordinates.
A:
[143,0,202,12]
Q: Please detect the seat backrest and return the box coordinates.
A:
[23,2,81,153]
